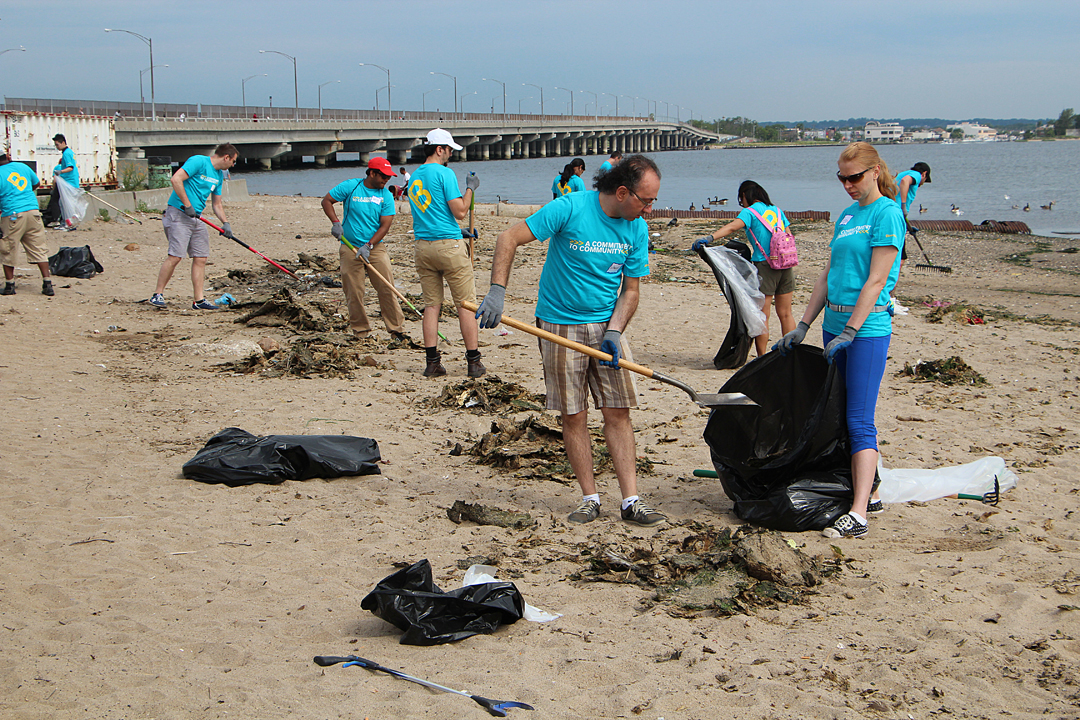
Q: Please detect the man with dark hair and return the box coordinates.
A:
[322,157,408,342]
[43,133,79,228]
[148,143,238,309]
[406,128,484,378]
[476,155,665,527]
[598,150,623,174]
[0,153,54,296]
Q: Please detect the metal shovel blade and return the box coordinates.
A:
[649,370,756,408]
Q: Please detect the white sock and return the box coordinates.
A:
[849,511,867,525]
[582,494,600,505]
[621,495,639,511]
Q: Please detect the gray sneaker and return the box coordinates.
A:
[621,499,667,527]
[567,499,600,524]
[148,293,166,308]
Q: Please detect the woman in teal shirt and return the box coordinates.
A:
[551,158,586,198]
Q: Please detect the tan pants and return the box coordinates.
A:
[338,242,405,337]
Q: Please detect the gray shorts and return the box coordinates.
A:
[162,205,210,257]
[755,261,795,296]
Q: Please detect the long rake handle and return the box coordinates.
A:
[199,216,298,278]
[84,191,142,224]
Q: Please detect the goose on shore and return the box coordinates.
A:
[1040,200,1055,210]
[918,204,927,214]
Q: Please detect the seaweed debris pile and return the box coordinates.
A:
[898,356,988,386]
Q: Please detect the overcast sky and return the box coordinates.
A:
[2,0,1075,122]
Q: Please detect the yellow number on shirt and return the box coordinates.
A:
[409,179,432,212]
[7,171,28,192]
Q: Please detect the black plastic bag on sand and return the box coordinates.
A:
[697,242,755,370]
[182,427,381,486]
[48,245,103,278]
[361,559,524,645]
[704,345,875,532]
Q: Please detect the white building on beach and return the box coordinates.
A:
[946,122,999,141]
[864,121,904,142]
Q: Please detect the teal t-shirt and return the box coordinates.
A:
[408,163,462,240]
[525,191,650,325]
[894,170,921,216]
[329,178,395,246]
[167,155,224,213]
[824,197,905,337]
[552,174,586,197]
[599,160,613,173]
[0,162,41,216]
[737,202,789,262]
[54,147,79,187]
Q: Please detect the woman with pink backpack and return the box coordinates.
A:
[692,180,798,356]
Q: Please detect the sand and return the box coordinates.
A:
[1,190,1078,720]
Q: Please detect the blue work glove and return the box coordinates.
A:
[356,242,371,264]
[475,284,506,328]
[220,222,235,239]
[331,222,343,240]
[692,235,712,252]
[465,173,480,192]
[599,329,622,368]
[773,320,810,355]
[824,325,858,364]
[182,205,199,219]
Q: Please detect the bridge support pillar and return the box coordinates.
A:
[387,149,408,165]
[258,158,272,170]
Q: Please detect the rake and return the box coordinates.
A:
[952,475,1001,505]
[908,226,952,274]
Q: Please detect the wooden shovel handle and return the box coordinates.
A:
[462,300,655,379]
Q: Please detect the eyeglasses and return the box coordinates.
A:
[629,189,657,207]
[837,167,873,184]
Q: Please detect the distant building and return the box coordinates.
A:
[864,121,904,142]
[946,122,998,141]
[909,129,944,142]
[780,128,801,142]
[804,129,828,140]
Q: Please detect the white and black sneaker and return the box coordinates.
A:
[567,499,600,524]
[822,513,868,539]
[867,499,884,515]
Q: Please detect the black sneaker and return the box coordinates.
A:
[42,280,55,296]
[567,499,600,524]
[822,513,868,539]
[867,499,884,515]
[621,499,667,527]
[191,298,217,310]
[1,282,14,296]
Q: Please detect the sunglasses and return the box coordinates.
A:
[837,168,873,184]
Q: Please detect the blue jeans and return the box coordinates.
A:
[823,330,891,454]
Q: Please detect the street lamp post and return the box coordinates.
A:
[518,96,532,114]
[640,96,652,119]
[622,95,637,117]
[580,90,598,120]
[482,78,506,125]
[430,71,458,120]
[318,80,340,118]
[104,29,156,121]
[0,46,26,57]
[140,65,168,118]
[554,87,573,118]
[422,88,440,113]
[260,50,298,120]
[523,83,544,118]
[375,85,394,114]
[360,63,391,121]
[242,74,266,114]
[602,92,618,117]
[675,104,682,123]
[662,101,670,121]
[459,91,477,114]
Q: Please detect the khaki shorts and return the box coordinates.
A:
[755,261,795,296]
[0,210,49,265]
[538,319,638,415]
[414,237,476,308]
[162,205,210,257]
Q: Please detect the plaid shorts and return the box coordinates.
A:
[537,319,638,415]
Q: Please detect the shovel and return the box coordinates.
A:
[314,655,534,717]
[462,301,755,409]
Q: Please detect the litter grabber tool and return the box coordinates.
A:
[340,235,448,343]
[198,216,298,278]
[468,172,477,264]
[462,301,756,409]
[84,191,143,224]
[314,655,534,717]
[907,226,952,274]
[950,475,1001,505]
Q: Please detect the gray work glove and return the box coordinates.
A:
[599,329,622,368]
[475,284,506,328]
[182,204,199,218]
[220,222,235,239]
[356,242,371,264]
[824,325,857,364]
[465,173,480,192]
[774,320,810,356]
[331,222,343,240]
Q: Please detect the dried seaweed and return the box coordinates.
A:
[898,356,988,386]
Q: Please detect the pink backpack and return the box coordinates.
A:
[746,206,798,270]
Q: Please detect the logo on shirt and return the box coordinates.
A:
[408,179,432,212]
[6,171,28,192]
[350,196,383,204]
[836,224,871,240]
[197,174,218,191]
[568,238,632,255]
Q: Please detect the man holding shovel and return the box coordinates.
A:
[475,155,665,527]
[148,143,238,310]
[321,157,409,342]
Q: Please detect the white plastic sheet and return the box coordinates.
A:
[877,456,1018,504]
[463,565,561,622]
[55,175,88,226]
[702,246,767,337]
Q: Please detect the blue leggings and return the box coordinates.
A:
[822,330,891,454]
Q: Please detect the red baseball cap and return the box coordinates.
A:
[368,157,397,176]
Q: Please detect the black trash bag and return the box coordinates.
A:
[704,345,875,532]
[182,427,381,486]
[48,245,104,278]
[696,243,755,370]
[361,559,524,645]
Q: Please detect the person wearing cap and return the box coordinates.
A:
[407,128,484,378]
[43,134,80,229]
[147,143,238,310]
[0,153,54,296]
[321,157,409,343]
[895,162,930,225]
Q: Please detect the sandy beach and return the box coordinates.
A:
[1,189,1078,720]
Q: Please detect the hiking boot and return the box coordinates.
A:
[42,280,55,296]
[822,513,868,539]
[467,357,486,378]
[567,499,600,524]
[191,298,217,310]
[621,499,667,527]
[867,499,884,515]
[423,357,447,377]
[1,282,14,296]
[148,293,166,308]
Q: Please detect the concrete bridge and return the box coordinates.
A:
[115,117,719,169]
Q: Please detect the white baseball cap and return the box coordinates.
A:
[425,128,463,150]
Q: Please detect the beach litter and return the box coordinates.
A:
[424,376,545,415]
[447,500,536,530]
[925,300,987,325]
[898,356,988,386]
[217,333,383,378]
